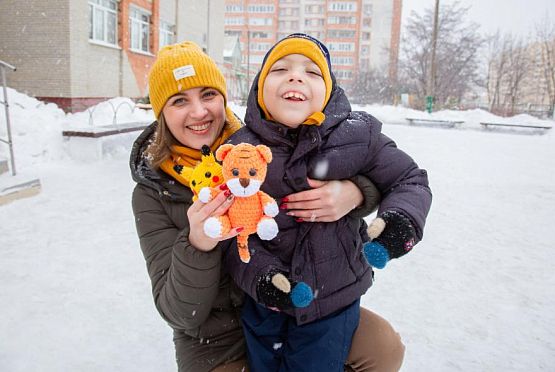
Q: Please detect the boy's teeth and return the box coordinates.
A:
[283,92,306,100]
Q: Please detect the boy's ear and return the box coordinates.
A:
[216,144,234,161]
[256,145,272,164]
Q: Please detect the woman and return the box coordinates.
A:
[130,41,404,372]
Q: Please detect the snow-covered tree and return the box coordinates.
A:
[399,1,484,109]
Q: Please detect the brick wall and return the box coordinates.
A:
[0,0,71,97]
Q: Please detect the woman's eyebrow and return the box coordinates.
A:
[171,94,187,99]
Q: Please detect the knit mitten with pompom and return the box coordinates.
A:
[256,269,313,310]
[363,211,417,269]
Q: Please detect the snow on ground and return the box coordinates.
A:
[1,88,554,371]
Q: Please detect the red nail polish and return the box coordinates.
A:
[295,218,304,222]
[282,197,289,203]
[280,204,288,210]
[236,227,244,232]
[219,183,229,190]
[224,190,231,197]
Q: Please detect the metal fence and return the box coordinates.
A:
[0,60,17,176]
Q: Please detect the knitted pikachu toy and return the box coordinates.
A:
[188,145,224,201]
[199,143,279,263]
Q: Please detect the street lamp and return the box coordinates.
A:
[426,0,439,113]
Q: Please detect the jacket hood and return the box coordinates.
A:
[129,122,192,201]
[244,68,352,144]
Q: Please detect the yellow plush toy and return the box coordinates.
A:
[189,145,224,201]
[199,143,279,263]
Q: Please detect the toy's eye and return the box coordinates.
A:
[232,168,239,177]
[205,171,211,178]
[249,169,257,176]
[191,180,196,186]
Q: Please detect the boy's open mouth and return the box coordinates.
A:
[282,91,306,101]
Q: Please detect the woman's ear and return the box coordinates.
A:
[216,144,234,161]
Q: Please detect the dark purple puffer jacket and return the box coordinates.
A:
[224,73,432,325]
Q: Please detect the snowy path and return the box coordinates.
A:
[1,124,554,371]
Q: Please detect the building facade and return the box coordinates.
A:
[487,38,555,118]
[0,0,225,112]
[223,0,402,91]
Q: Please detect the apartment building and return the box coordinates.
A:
[0,0,224,112]
[487,38,555,118]
[224,0,402,90]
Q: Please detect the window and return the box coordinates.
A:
[225,30,242,38]
[361,32,371,40]
[250,31,271,39]
[328,16,356,25]
[305,5,323,14]
[224,17,244,25]
[288,21,299,29]
[225,4,244,12]
[331,56,354,66]
[249,17,272,26]
[334,70,353,79]
[329,42,355,52]
[305,18,324,27]
[247,5,275,13]
[129,6,151,53]
[363,18,371,27]
[88,0,117,45]
[329,2,357,12]
[327,30,356,38]
[159,21,175,47]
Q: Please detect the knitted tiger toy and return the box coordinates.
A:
[198,143,279,263]
[188,145,224,201]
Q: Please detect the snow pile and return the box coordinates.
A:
[0,88,154,168]
[0,87,66,165]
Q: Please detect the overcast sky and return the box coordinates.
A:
[401,0,553,38]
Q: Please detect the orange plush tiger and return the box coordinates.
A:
[198,143,279,263]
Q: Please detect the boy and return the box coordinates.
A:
[225,34,432,371]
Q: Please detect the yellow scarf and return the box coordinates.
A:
[160,106,242,188]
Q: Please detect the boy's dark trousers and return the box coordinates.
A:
[241,296,360,372]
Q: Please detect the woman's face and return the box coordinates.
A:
[162,87,226,150]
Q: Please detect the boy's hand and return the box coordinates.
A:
[363,211,417,269]
[256,269,313,310]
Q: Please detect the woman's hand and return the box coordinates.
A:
[283,178,363,222]
[187,188,242,252]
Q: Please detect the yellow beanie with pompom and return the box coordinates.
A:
[148,41,228,118]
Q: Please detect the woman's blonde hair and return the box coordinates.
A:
[145,115,179,170]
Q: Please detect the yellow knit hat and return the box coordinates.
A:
[257,34,333,125]
[148,41,228,118]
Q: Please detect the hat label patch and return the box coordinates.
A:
[173,65,196,80]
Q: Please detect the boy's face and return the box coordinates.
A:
[262,54,326,128]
